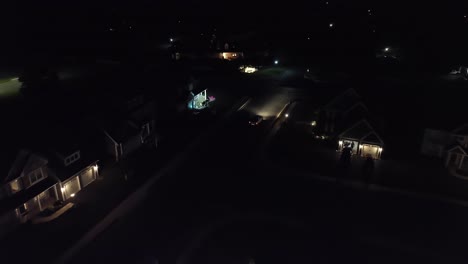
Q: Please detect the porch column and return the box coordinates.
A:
[459,155,465,169]
[37,196,42,211]
[54,185,59,200]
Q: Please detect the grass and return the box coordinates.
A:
[0,76,20,98]
[0,77,13,84]
[255,67,289,77]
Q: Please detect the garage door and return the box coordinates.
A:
[361,145,379,159]
[80,167,96,188]
[63,176,81,200]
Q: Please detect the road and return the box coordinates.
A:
[67,74,468,264]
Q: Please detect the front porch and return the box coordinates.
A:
[338,139,383,159]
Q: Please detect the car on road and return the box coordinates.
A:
[248,115,263,126]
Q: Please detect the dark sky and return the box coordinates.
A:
[3,0,468,65]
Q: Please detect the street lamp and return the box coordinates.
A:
[329,23,334,28]
[170,38,174,42]
[274,60,279,65]
[384,47,390,52]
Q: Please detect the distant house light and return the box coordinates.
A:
[329,23,334,28]
[243,66,258,73]
[274,60,279,65]
[384,47,390,52]
[170,38,174,42]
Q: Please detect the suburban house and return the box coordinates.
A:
[0,126,101,238]
[337,119,384,159]
[421,124,468,177]
[0,149,57,237]
[186,75,215,112]
[103,99,157,161]
[45,136,99,201]
[318,88,367,135]
[219,51,244,61]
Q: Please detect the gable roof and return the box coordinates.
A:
[446,144,468,155]
[453,124,468,136]
[0,150,20,184]
[339,119,384,145]
[342,101,368,116]
[104,119,140,143]
[324,88,361,113]
[4,149,48,183]
[361,131,384,145]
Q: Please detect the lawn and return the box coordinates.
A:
[0,77,14,84]
[254,67,289,78]
[0,77,21,98]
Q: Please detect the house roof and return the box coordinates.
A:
[361,132,384,145]
[335,102,371,133]
[453,124,468,136]
[446,144,468,155]
[102,100,155,143]
[104,119,140,143]
[339,119,384,145]
[306,85,356,110]
[3,150,48,184]
[324,88,362,113]
[127,101,155,125]
[0,149,19,184]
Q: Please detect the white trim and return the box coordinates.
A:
[360,131,384,145]
[342,101,368,115]
[339,119,373,139]
[447,145,467,155]
[324,88,359,110]
[103,130,119,145]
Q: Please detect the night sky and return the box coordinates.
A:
[3,0,468,68]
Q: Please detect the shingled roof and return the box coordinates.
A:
[339,119,384,145]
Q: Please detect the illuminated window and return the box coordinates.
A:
[9,179,22,194]
[29,169,45,185]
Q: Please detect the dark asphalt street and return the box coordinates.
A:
[67,81,468,264]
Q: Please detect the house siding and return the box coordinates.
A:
[122,135,143,157]
[104,132,119,160]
